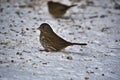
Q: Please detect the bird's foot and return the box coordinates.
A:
[39,49,49,52]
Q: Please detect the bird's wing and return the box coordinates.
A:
[45,32,70,50]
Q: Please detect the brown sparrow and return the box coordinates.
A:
[47,1,77,18]
[37,23,87,52]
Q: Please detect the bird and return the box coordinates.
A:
[37,23,87,52]
[47,1,77,18]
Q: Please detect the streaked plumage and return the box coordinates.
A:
[37,23,87,52]
[47,1,77,18]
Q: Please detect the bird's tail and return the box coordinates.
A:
[69,4,77,8]
[71,42,87,46]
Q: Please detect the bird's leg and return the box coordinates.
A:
[39,49,49,52]
[44,49,50,52]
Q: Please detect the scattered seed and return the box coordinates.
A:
[26,28,29,30]
[11,60,14,63]
[87,27,91,30]
[16,52,22,55]
[102,73,105,76]
[66,56,73,60]
[42,62,47,65]
[0,8,3,12]
[84,77,89,80]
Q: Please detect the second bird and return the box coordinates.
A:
[47,1,77,18]
[37,23,87,52]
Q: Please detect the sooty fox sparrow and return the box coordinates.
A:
[37,23,87,52]
[47,1,77,18]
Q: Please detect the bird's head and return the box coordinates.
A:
[47,1,54,6]
[37,23,53,33]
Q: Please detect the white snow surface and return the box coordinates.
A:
[0,0,120,80]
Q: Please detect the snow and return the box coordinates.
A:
[0,0,120,80]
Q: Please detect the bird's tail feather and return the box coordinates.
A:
[71,43,87,45]
[69,4,77,8]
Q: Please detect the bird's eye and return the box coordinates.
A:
[41,26,45,31]
[43,26,45,29]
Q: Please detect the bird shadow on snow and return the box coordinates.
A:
[39,49,92,57]
[61,51,92,57]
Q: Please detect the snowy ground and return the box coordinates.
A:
[0,0,120,80]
